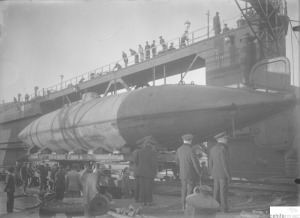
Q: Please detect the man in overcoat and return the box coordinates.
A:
[175,134,202,210]
[65,164,83,197]
[213,12,221,35]
[134,136,157,206]
[209,132,231,213]
[4,167,15,213]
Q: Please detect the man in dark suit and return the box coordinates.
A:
[132,140,144,203]
[65,164,83,197]
[4,167,15,213]
[175,134,202,210]
[134,136,157,206]
[20,162,29,194]
[209,132,231,213]
[213,12,221,35]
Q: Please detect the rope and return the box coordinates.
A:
[222,13,242,23]
[290,21,300,45]
[289,21,295,86]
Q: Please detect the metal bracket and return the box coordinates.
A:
[104,78,131,96]
[178,54,199,84]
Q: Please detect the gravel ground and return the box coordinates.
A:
[0,181,298,218]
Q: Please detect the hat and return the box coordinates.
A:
[182,134,194,141]
[214,131,227,139]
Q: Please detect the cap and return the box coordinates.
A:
[214,131,227,139]
[182,134,194,141]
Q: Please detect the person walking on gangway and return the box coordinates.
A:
[213,12,221,36]
[130,49,139,64]
[122,51,128,67]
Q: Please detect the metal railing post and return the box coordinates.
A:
[192,32,194,44]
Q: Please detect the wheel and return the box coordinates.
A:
[104,192,113,202]
[89,194,110,216]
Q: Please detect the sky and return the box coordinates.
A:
[0,0,299,103]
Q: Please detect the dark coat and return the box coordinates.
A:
[38,165,48,178]
[65,170,83,191]
[20,166,29,181]
[55,170,66,189]
[5,173,15,193]
[134,146,157,178]
[132,148,140,177]
[209,143,231,179]
[175,144,202,180]
[213,15,221,33]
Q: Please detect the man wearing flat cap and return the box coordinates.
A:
[209,132,231,213]
[175,134,202,210]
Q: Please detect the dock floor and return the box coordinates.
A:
[0,179,298,218]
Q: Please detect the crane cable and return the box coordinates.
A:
[289,21,295,86]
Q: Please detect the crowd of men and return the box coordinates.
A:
[123,34,180,67]
[3,131,231,214]
[131,132,230,213]
[2,160,119,214]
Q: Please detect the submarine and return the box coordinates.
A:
[18,84,296,152]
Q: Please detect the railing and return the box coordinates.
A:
[17,25,213,103]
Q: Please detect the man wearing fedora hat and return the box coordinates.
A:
[175,134,202,210]
[209,132,231,213]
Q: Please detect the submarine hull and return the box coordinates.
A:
[18,85,295,152]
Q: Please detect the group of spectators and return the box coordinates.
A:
[2,161,119,214]
[3,131,231,214]
[122,35,178,67]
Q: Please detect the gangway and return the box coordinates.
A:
[1,21,275,122]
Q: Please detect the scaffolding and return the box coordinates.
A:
[235,0,289,59]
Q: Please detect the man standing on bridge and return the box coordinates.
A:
[213,12,221,36]
[175,134,202,210]
[122,51,128,67]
